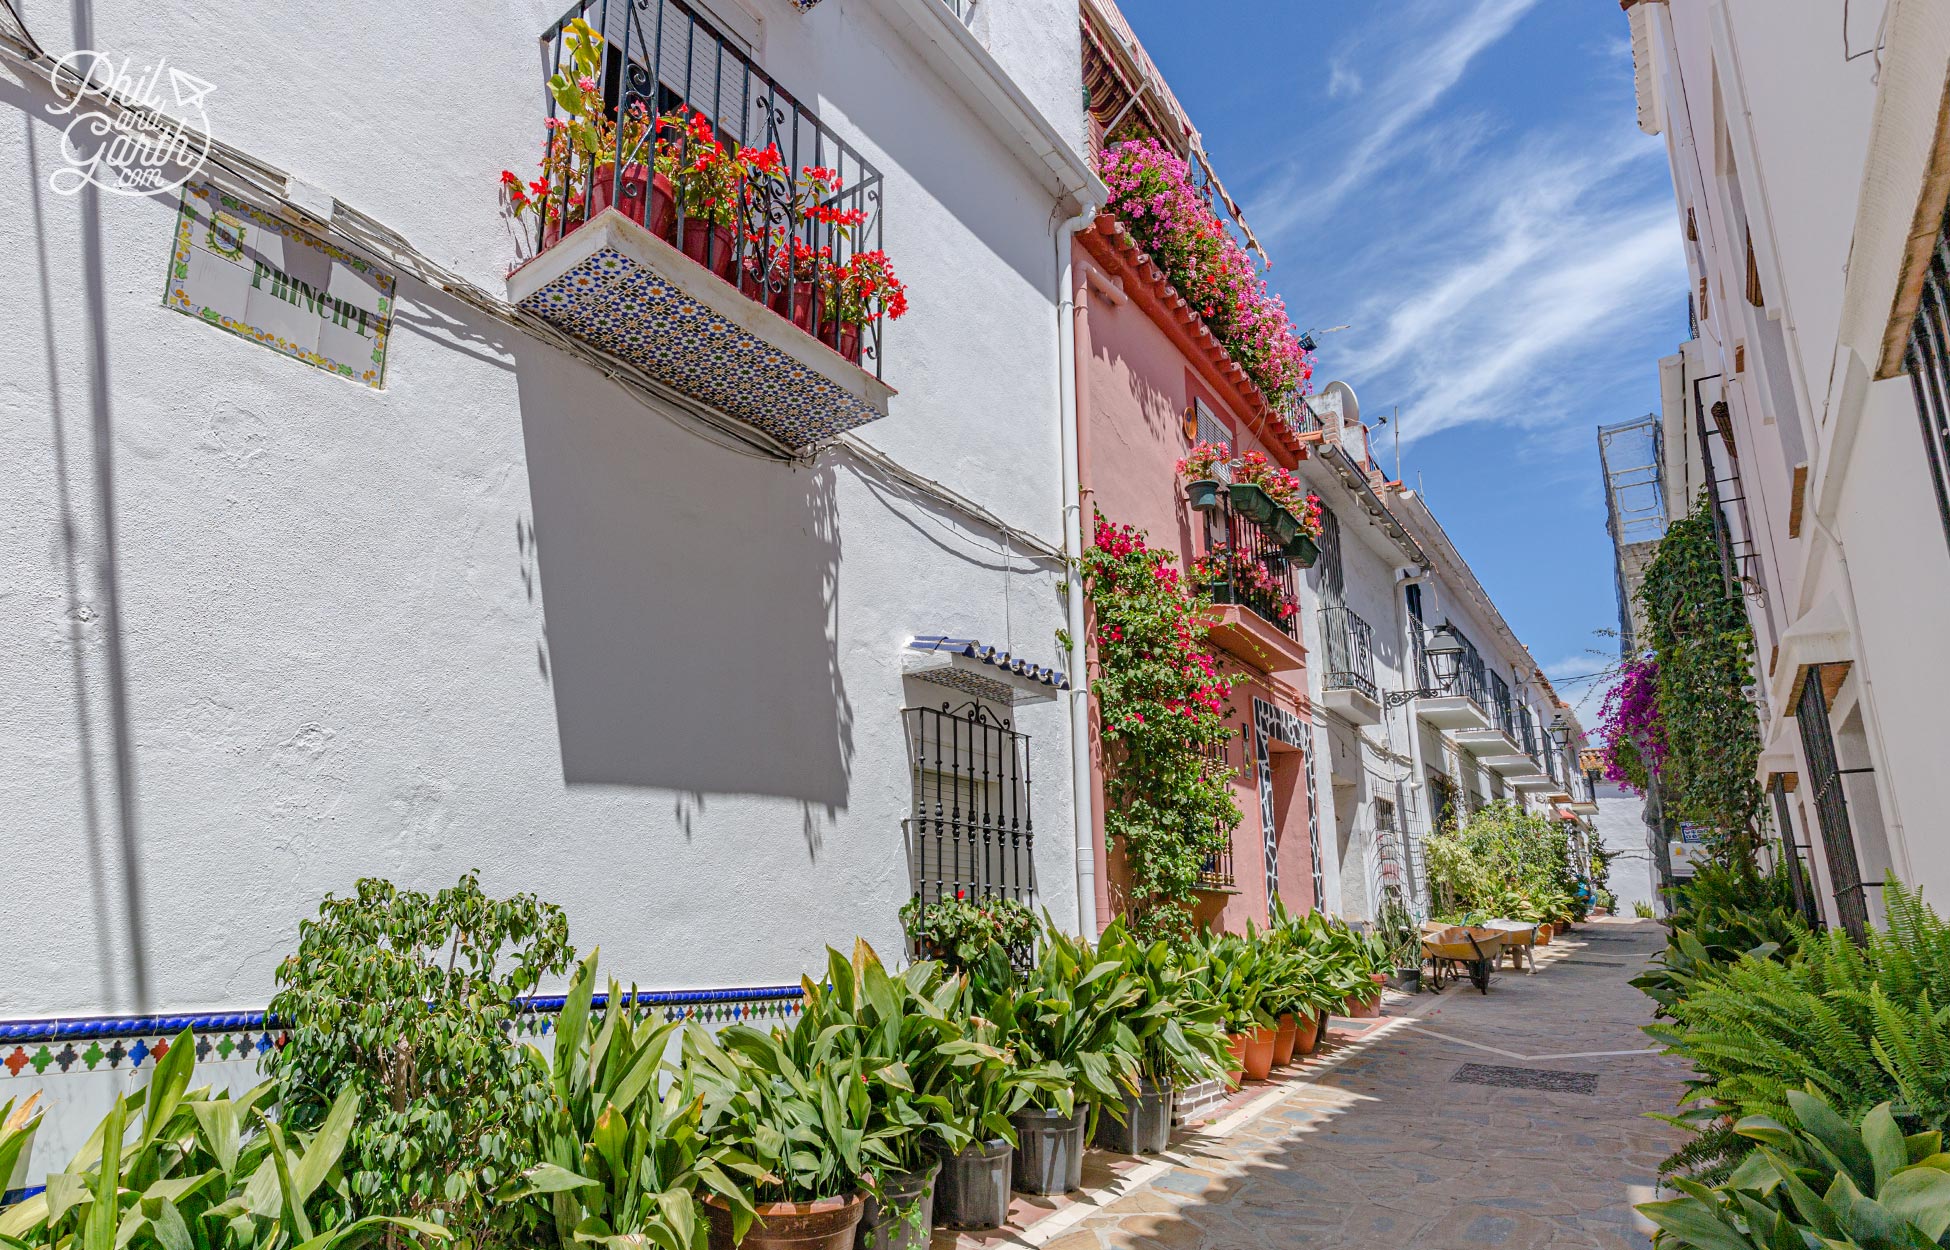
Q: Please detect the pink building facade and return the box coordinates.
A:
[1073,216,1321,934]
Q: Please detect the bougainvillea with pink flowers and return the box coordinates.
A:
[1081,513,1243,939]
[1596,655,1666,794]
[1098,138,1314,415]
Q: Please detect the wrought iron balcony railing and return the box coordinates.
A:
[1195,496,1301,639]
[939,0,978,23]
[1489,672,1519,741]
[1320,606,1377,700]
[531,0,888,379]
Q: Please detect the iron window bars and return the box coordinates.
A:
[534,0,887,378]
[903,701,1035,946]
[1196,494,1301,639]
[1904,196,1950,558]
[1796,665,1870,941]
[1767,772,1823,931]
[1196,734,1238,888]
[1319,605,1377,701]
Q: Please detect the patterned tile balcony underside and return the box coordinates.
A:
[508,210,893,452]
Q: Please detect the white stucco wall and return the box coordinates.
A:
[0,0,1084,1029]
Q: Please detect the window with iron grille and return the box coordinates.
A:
[904,701,1035,917]
[1196,733,1237,887]
[1904,198,1950,558]
[1767,773,1823,931]
[1796,667,1869,941]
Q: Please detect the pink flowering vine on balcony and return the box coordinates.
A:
[1098,138,1314,416]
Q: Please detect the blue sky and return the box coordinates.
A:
[1116,0,1689,715]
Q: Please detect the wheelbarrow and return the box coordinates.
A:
[1421,926,1504,994]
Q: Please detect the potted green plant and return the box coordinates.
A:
[1091,923,1229,1154]
[1191,930,1273,1085]
[1175,440,1230,512]
[685,1022,886,1250]
[927,972,1038,1230]
[789,943,976,1250]
[664,109,748,280]
[502,950,750,1250]
[899,893,1040,974]
[969,930,1140,1196]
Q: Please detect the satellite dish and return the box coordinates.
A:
[1322,379,1360,427]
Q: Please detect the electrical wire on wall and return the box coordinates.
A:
[0,0,1064,582]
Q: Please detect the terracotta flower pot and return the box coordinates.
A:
[838,324,862,364]
[680,221,738,280]
[773,280,820,333]
[1272,1013,1298,1068]
[705,1192,864,1250]
[589,163,649,228]
[649,172,676,242]
[1537,924,1554,945]
[1344,987,1382,1020]
[1292,1011,1320,1057]
[1223,1033,1247,1090]
[1243,1027,1276,1081]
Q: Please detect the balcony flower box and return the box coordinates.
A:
[1226,481,1274,524]
[499,15,901,450]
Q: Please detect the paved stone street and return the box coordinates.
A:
[960,918,1691,1250]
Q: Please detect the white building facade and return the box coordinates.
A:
[0,0,1099,1159]
[1624,0,1950,934]
[1296,396,1597,924]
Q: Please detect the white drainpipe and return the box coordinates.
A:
[1057,204,1097,936]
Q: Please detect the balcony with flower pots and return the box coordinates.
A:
[502,2,899,453]
[1177,448,1323,675]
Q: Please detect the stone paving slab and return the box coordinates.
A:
[934,918,1687,1249]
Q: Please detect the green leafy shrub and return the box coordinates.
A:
[1635,900,1656,919]
[266,874,573,1240]
[1083,514,1244,941]
[1635,495,1764,857]
[1633,859,1804,1018]
[1424,802,1578,924]
[1639,1090,1950,1249]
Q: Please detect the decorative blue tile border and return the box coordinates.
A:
[0,985,805,1079]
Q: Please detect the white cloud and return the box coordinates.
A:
[1253,0,1543,236]
[1315,124,1685,448]
[1326,59,1362,100]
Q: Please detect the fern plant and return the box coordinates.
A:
[1652,882,1950,1178]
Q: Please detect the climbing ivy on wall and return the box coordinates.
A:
[1634,492,1764,863]
[1081,513,1243,940]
